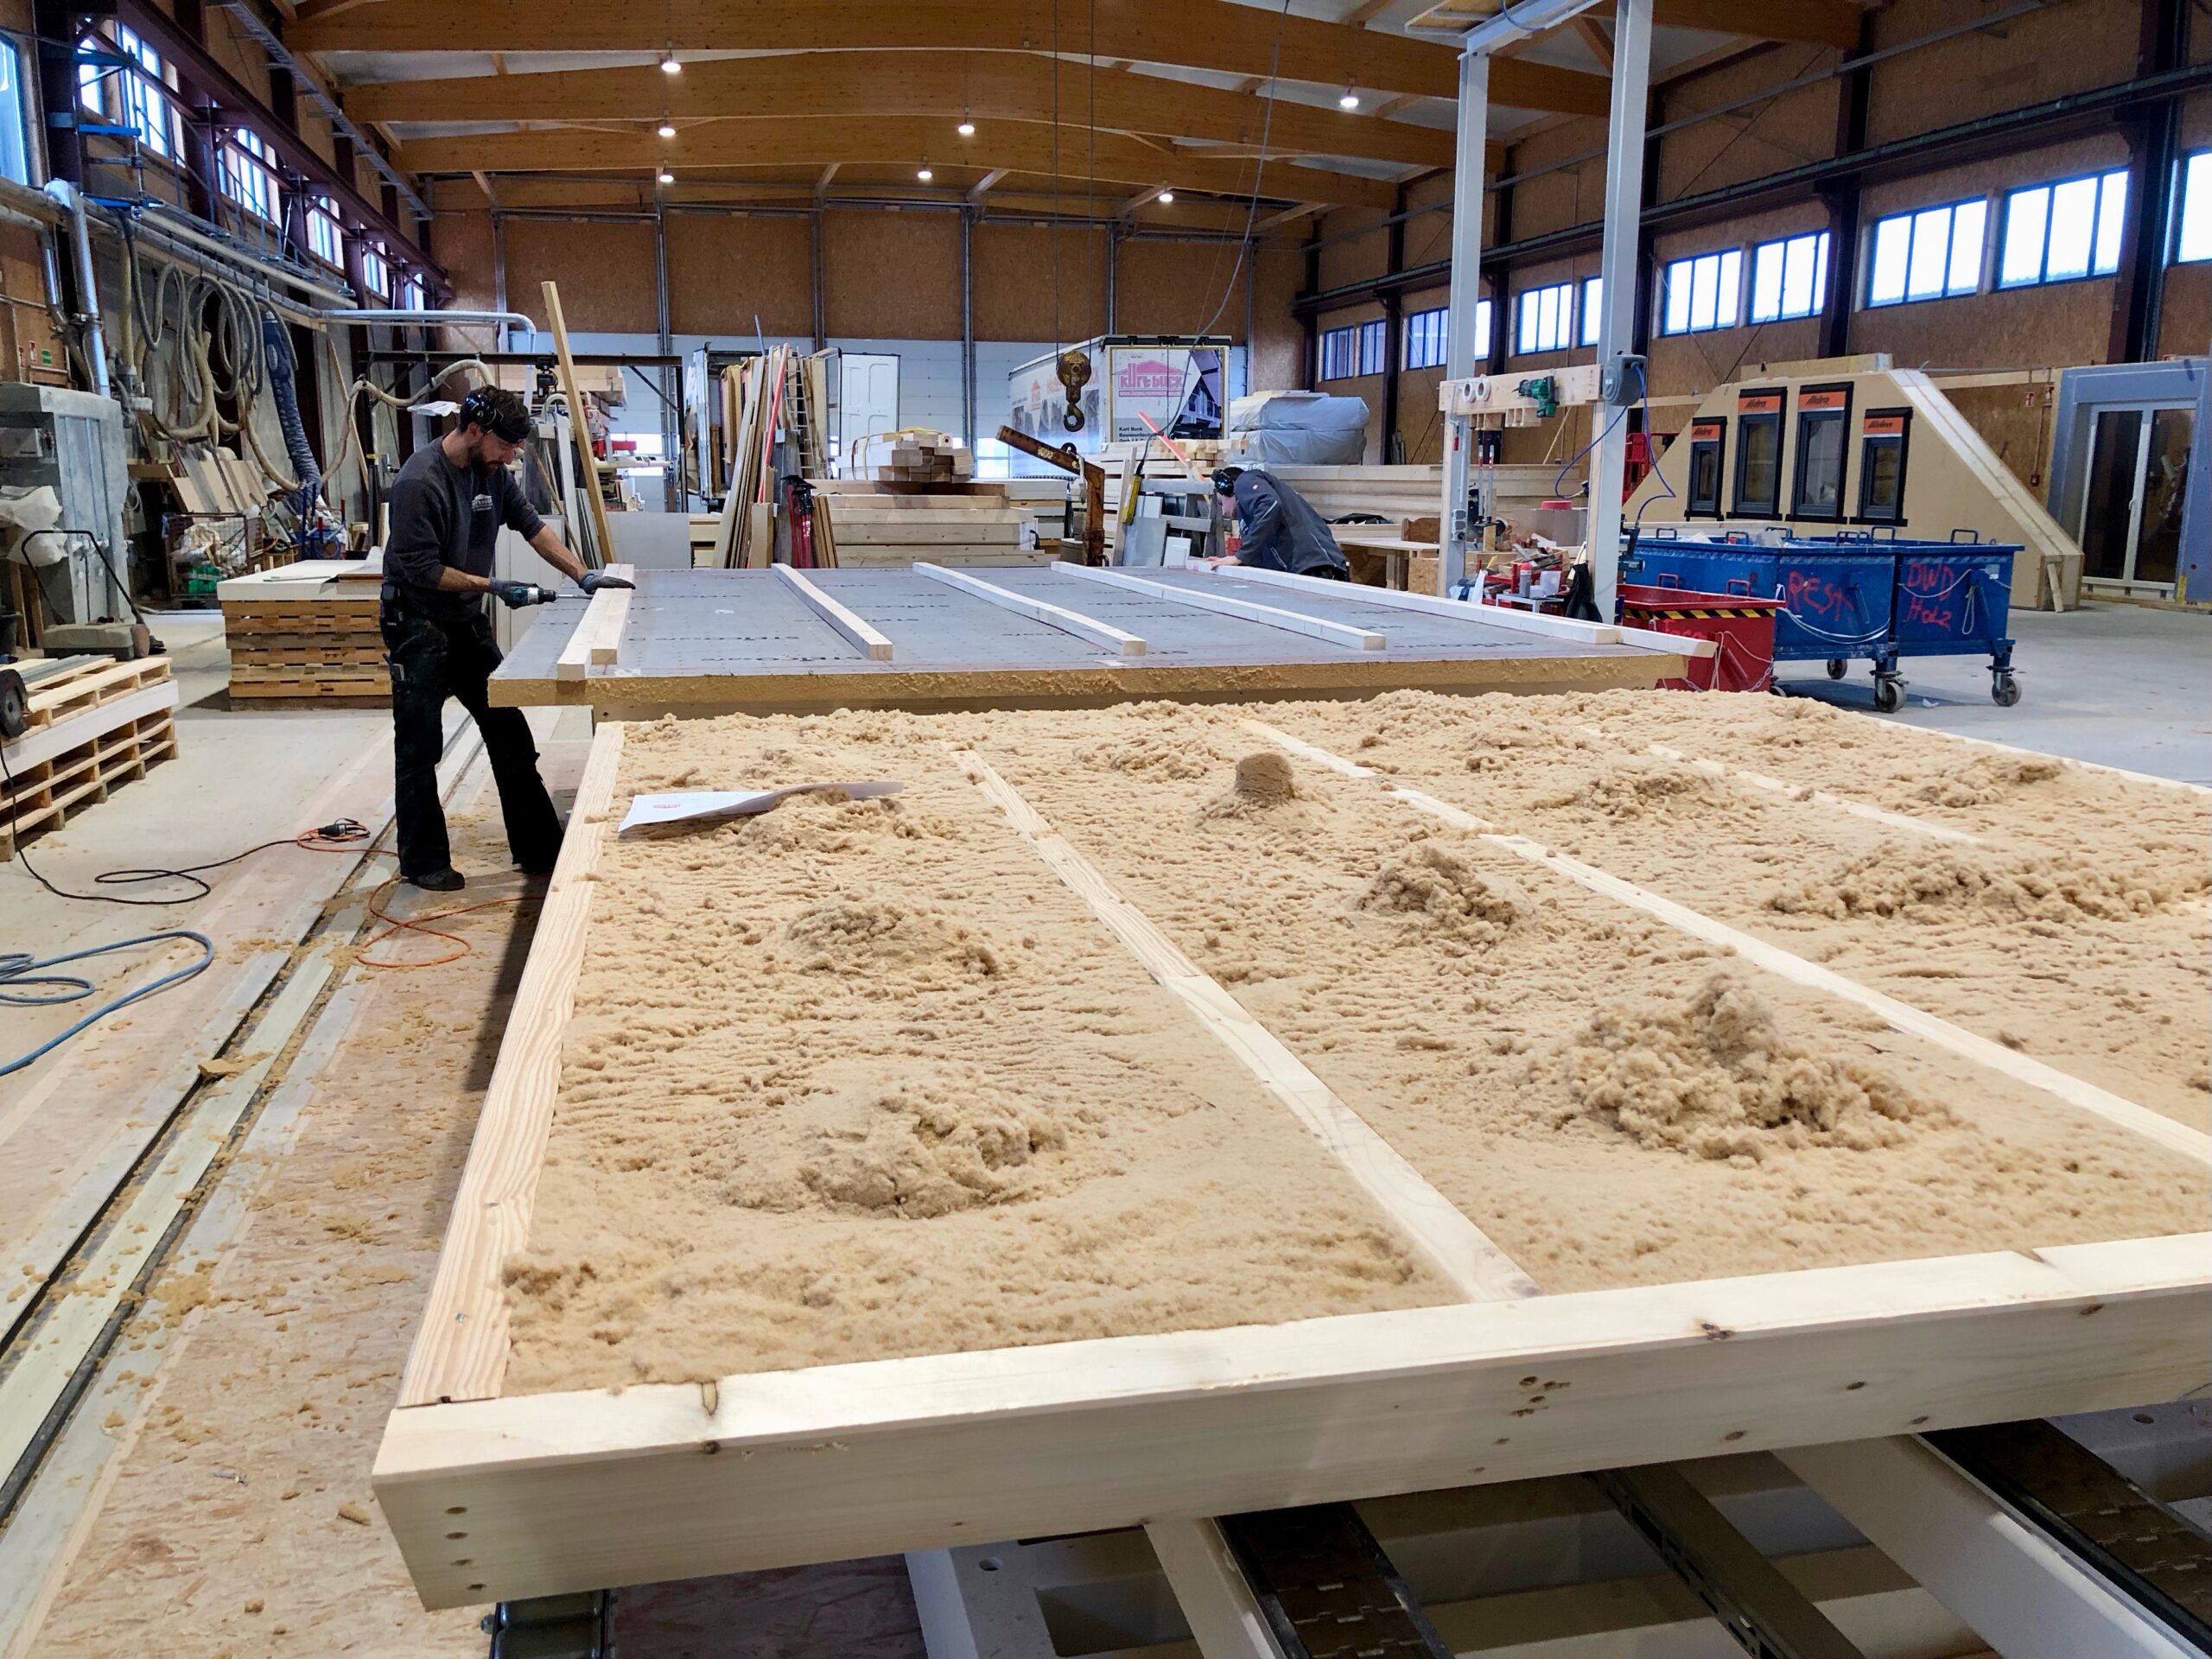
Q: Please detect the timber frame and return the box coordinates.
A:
[374,718,2212,1612]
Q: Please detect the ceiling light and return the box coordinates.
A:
[658,170,675,184]
[1339,86,1360,110]
[917,166,934,182]
[957,119,976,137]
[1158,190,1174,204]
[658,120,677,138]
[660,54,681,73]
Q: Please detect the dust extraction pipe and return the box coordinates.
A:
[42,180,109,397]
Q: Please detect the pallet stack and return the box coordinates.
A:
[849,429,972,483]
[0,656,180,860]
[218,562,388,702]
[810,481,1046,569]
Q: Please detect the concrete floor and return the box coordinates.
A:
[1774,600,2211,786]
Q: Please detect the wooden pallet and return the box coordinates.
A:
[0,711,177,860]
[15,656,175,732]
[373,716,2211,1611]
[227,667,391,698]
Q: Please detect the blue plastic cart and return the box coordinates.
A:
[1625,528,2020,711]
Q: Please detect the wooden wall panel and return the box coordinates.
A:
[667,213,813,337]
[1656,50,1843,201]
[1319,209,1389,292]
[504,217,660,334]
[971,222,1107,341]
[1866,0,2138,146]
[1115,237,1248,339]
[1499,120,1607,243]
[1249,245,1305,391]
[431,202,499,317]
[824,210,961,339]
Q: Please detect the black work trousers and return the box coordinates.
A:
[381,593,562,880]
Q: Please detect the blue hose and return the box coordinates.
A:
[261,311,321,542]
[1,931,215,1077]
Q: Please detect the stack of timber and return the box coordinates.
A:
[808,480,1045,568]
[0,655,179,860]
[849,428,973,482]
[219,560,388,701]
[712,346,794,569]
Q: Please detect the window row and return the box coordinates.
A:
[1319,300,1495,381]
[67,24,427,305]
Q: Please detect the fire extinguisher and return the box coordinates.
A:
[782,475,814,567]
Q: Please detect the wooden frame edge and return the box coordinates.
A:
[375,1233,2210,1609]
[395,721,627,1407]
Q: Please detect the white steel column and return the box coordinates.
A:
[1586,0,1653,620]
[1440,45,1491,598]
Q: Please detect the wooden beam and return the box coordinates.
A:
[345,52,1506,162]
[543,282,620,575]
[470,168,498,204]
[394,724,626,1406]
[1415,0,1861,48]
[397,118,1406,208]
[296,0,1612,107]
[957,748,1534,1302]
[376,1231,2211,1607]
[968,167,1009,202]
[912,564,1147,656]
[814,161,839,198]
[1119,181,1173,214]
[1245,721,2212,1171]
[772,565,894,661]
[1053,564,1388,651]
[1575,16,1614,71]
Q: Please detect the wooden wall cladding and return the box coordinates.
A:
[430,205,498,315]
[667,213,814,337]
[970,222,1106,341]
[825,210,961,340]
[1115,237,1249,339]
[1866,0,2139,146]
[505,217,661,334]
[1249,245,1306,392]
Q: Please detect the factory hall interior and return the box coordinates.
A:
[2,0,2212,1653]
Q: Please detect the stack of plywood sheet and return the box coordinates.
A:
[219,560,388,702]
[0,655,179,860]
[849,429,972,482]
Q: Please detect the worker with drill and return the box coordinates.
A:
[380,385,631,893]
[1207,466,1350,579]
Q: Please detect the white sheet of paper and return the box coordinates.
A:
[618,779,903,836]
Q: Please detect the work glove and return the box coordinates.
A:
[489,580,552,609]
[578,569,637,594]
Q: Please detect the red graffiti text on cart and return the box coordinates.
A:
[1901,561,1957,630]
[1783,570,1854,620]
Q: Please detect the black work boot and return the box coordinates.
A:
[406,867,466,893]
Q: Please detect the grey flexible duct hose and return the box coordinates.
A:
[261,310,319,537]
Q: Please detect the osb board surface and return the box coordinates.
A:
[825,213,961,340]
[668,213,815,338]
[489,567,1675,714]
[502,696,2204,1397]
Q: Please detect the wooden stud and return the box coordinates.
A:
[552,564,635,681]
[1576,726,1986,847]
[913,563,1147,657]
[542,281,620,573]
[957,748,1537,1305]
[772,564,894,661]
[1244,721,2212,1172]
[396,724,626,1408]
[1055,564,1387,652]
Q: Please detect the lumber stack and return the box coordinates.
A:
[0,655,180,860]
[810,483,1046,568]
[219,561,388,702]
[849,429,972,483]
[713,346,795,569]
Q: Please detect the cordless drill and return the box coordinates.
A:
[489,581,559,609]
